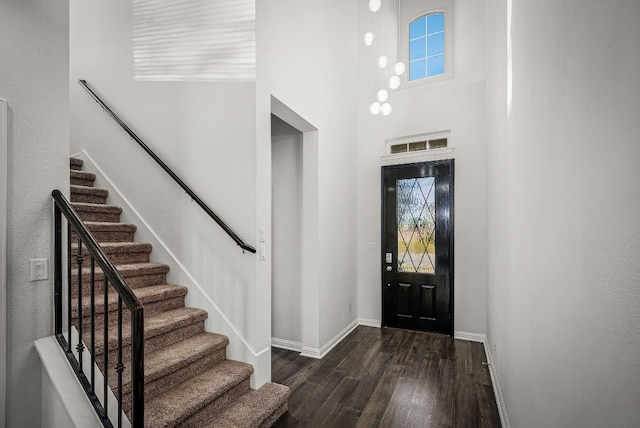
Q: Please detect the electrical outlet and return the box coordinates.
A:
[348,301,352,311]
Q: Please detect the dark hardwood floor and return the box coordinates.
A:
[271,326,501,428]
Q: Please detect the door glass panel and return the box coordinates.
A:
[397,177,436,273]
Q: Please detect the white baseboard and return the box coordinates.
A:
[300,319,359,359]
[358,318,381,328]
[454,330,486,342]
[271,338,302,352]
[482,337,510,428]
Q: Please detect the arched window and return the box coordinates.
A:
[409,12,445,81]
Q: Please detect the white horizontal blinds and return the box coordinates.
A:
[133,0,256,81]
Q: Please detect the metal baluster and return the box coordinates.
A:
[76,237,85,372]
[117,296,124,428]
[54,205,62,335]
[130,308,144,427]
[103,277,109,420]
[90,256,96,392]
[67,223,72,353]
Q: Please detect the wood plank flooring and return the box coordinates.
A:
[271,326,501,428]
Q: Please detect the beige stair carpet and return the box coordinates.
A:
[69,157,289,427]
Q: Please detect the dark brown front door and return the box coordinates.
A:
[382,160,454,334]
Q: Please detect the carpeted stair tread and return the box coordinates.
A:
[70,185,108,204]
[72,241,151,254]
[71,202,122,222]
[212,382,292,428]
[72,221,137,243]
[72,241,152,264]
[71,283,187,318]
[72,261,169,279]
[71,262,170,294]
[93,306,208,356]
[71,201,121,212]
[70,170,96,186]
[145,360,254,428]
[70,157,83,170]
[111,332,229,396]
[70,185,108,197]
[80,221,136,232]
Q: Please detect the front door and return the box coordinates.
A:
[382,160,454,334]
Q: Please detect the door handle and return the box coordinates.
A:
[386,266,392,271]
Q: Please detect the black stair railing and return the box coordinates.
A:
[53,190,144,427]
[77,79,256,254]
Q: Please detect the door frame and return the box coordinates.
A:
[381,159,455,335]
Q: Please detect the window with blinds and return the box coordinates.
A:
[132,0,255,81]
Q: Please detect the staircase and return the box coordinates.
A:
[69,157,289,427]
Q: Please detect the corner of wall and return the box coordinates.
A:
[482,335,510,428]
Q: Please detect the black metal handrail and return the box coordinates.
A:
[53,190,144,427]
[77,79,256,254]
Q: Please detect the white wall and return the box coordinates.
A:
[256,0,359,354]
[0,0,70,426]
[70,0,262,380]
[485,0,640,426]
[356,0,488,334]
[271,116,303,344]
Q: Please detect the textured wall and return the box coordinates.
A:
[485,0,640,426]
[0,0,69,426]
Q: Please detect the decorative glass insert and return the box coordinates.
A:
[409,13,445,81]
[397,177,436,273]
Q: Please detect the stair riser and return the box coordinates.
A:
[71,247,151,265]
[71,177,95,187]
[70,272,167,297]
[94,321,205,366]
[71,229,135,243]
[70,193,108,204]
[73,296,185,332]
[120,348,227,411]
[74,210,121,223]
[261,402,289,428]
[180,379,251,427]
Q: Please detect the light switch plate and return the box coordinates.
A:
[29,258,48,281]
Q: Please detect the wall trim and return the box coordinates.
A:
[271,338,302,352]
[454,330,486,342]
[482,336,510,428]
[358,318,381,328]
[300,319,359,359]
[0,98,7,428]
[79,150,262,359]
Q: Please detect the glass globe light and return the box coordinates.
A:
[388,75,401,89]
[377,89,389,102]
[377,55,388,69]
[363,32,374,46]
[370,102,381,115]
[369,0,381,12]
[394,62,406,76]
[381,103,392,116]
